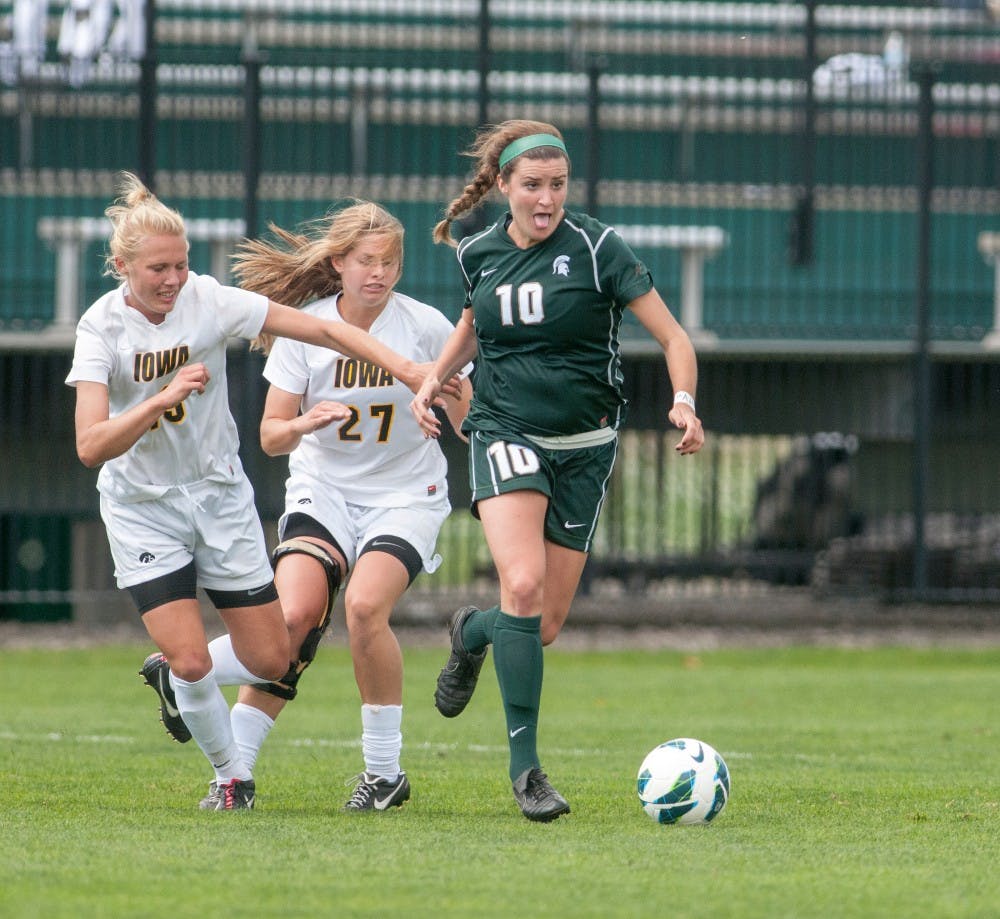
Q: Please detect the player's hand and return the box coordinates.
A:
[410,376,444,439]
[162,363,211,405]
[294,401,351,434]
[669,404,704,455]
[397,360,456,400]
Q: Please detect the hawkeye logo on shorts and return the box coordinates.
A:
[552,255,570,276]
[138,551,156,564]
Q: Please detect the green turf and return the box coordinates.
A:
[1,642,998,918]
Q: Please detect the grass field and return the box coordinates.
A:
[2,640,999,919]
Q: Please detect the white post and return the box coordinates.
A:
[54,237,82,327]
[680,248,706,335]
[39,217,247,325]
[209,240,232,282]
[38,216,109,327]
[979,232,1000,350]
[615,224,727,342]
[188,218,246,282]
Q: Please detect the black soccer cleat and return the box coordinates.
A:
[342,771,411,812]
[139,652,191,743]
[511,767,571,823]
[434,606,488,718]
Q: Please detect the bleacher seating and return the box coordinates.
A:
[2,2,998,605]
[0,1,996,339]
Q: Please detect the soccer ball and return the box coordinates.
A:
[636,737,730,825]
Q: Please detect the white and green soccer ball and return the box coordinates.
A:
[636,737,731,825]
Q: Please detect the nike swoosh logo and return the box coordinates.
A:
[481,267,499,277]
[689,743,705,762]
[247,585,271,596]
[368,540,397,550]
[563,522,586,529]
[158,672,181,719]
[374,787,406,810]
[509,726,528,738]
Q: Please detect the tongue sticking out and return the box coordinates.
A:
[533,213,551,230]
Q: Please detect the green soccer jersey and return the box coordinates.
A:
[456,209,654,438]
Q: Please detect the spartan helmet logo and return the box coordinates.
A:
[552,255,570,276]
[138,551,156,564]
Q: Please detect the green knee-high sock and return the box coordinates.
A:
[460,605,500,653]
[491,611,543,781]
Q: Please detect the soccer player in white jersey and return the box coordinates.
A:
[211,201,471,811]
[66,174,436,811]
[411,120,705,821]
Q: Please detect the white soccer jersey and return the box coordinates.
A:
[65,271,269,502]
[264,291,458,508]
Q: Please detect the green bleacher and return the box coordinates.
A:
[1,1,996,340]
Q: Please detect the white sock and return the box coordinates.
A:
[361,703,403,781]
[170,667,248,782]
[230,702,275,775]
[208,634,271,686]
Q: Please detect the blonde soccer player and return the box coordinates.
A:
[66,174,434,810]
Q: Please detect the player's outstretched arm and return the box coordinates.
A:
[261,301,423,391]
[442,377,473,443]
[628,290,705,456]
[74,364,210,467]
[409,314,478,439]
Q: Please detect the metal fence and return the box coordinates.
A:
[1,1,998,619]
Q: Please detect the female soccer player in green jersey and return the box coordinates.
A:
[410,119,705,821]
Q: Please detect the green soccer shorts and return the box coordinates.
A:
[468,430,619,552]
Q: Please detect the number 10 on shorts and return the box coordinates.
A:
[488,441,541,481]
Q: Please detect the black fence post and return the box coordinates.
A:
[585,60,603,216]
[789,0,817,266]
[137,0,157,190]
[234,16,266,504]
[242,17,263,240]
[451,0,493,239]
[911,64,936,599]
[477,0,491,128]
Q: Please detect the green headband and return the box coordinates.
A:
[498,133,568,170]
